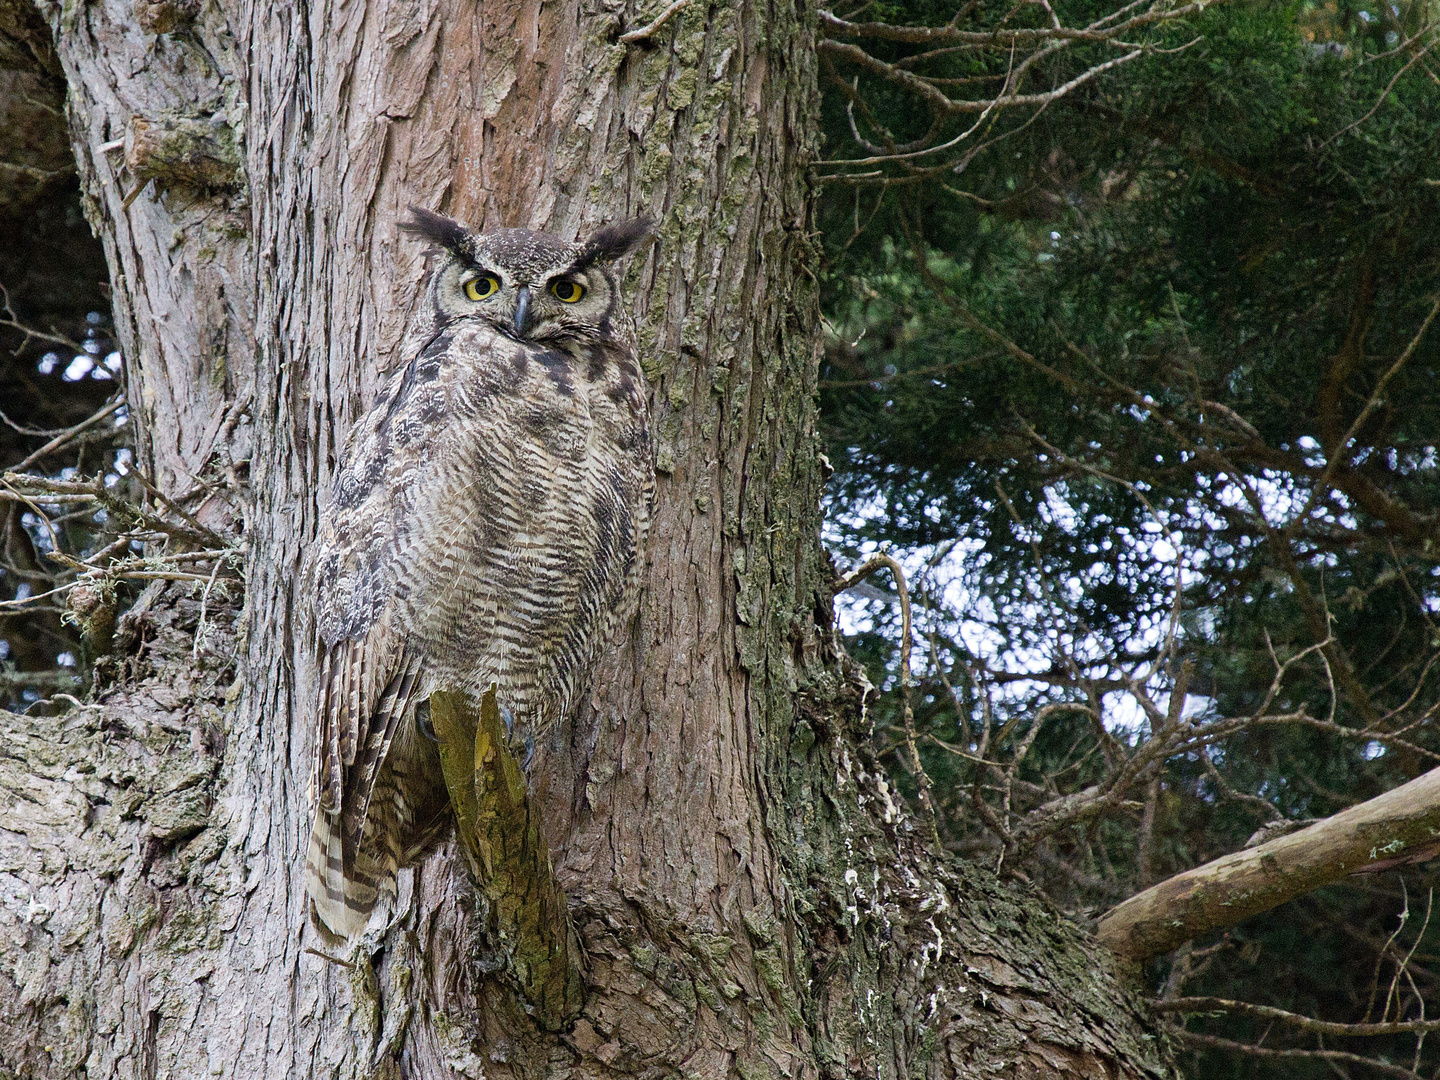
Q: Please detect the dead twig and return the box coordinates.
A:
[13,398,126,473]
[1167,1028,1422,1079]
[836,553,941,845]
[1155,996,1440,1037]
[0,282,84,356]
[619,0,692,43]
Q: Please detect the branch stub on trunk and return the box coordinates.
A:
[430,688,586,1031]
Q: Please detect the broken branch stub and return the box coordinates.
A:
[126,114,243,193]
[428,688,586,1030]
[1096,764,1440,961]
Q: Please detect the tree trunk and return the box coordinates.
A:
[1,0,1177,1076]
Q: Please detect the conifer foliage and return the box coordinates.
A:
[819,0,1440,1073]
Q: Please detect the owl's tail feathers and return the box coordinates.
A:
[305,808,395,939]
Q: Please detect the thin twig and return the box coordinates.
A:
[129,469,232,550]
[0,581,75,609]
[1299,295,1440,528]
[1169,1027,1422,1079]
[1320,40,1436,150]
[1155,997,1440,1036]
[836,554,941,845]
[818,1,1219,47]
[13,398,126,472]
[4,471,234,551]
[193,554,229,659]
[619,0,692,43]
[0,282,83,355]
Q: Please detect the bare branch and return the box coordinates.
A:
[837,554,941,844]
[12,398,126,472]
[1320,38,1437,149]
[1097,763,1440,960]
[0,282,84,355]
[1168,1028,1423,1079]
[1154,996,1440,1036]
[818,2,1219,47]
[816,38,1147,118]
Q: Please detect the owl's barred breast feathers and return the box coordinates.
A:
[304,210,653,938]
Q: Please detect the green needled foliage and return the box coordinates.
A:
[818,0,1440,1074]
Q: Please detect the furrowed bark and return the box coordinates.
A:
[0,0,1180,1074]
[1097,763,1440,961]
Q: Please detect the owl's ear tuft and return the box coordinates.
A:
[575,216,654,267]
[401,206,471,257]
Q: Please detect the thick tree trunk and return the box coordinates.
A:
[1,0,1177,1076]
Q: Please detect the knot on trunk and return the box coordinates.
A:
[126,113,242,194]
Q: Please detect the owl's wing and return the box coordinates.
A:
[306,345,446,936]
[318,633,421,839]
[308,638,423,936]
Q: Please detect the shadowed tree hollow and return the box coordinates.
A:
[0,0,1178,1076]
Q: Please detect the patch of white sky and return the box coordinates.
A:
[823,442,1376,744]
[37,312,123,383]
[825,493,1191,742]
[16,330,131,558]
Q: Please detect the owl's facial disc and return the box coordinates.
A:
[431,246,613,344]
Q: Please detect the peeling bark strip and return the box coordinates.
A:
[429,688,585,1029]
[1098,764,1440,960]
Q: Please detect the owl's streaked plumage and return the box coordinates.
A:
[304,209,654,938]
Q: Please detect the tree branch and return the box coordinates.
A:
[1168,1028,1424,1079]
[836,554,941,844]
[1097,764,1440,960]
[1154,995,1440,1036]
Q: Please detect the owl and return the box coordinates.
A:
[304,208,654,939]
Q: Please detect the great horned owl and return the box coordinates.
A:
[304,208,654,939]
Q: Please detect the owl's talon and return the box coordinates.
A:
[500,705,516,742]
[416,704,438,742]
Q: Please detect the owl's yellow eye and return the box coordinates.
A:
[464,275,500,301]
[551,279,585,303]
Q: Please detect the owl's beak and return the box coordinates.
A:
[513,285,536,337]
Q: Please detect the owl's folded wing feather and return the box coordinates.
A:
[308,615,424,935]
[306,357,433,936]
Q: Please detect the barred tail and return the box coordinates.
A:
[305,807,393,939]
[307,755,440,938]
[306,654,425,939]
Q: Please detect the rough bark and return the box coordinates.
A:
[1,0,1178,1076]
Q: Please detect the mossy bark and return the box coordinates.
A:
[0,0,1179,1076]
[430,688,587,1032]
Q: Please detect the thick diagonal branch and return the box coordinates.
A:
[1096,764,1440,960]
